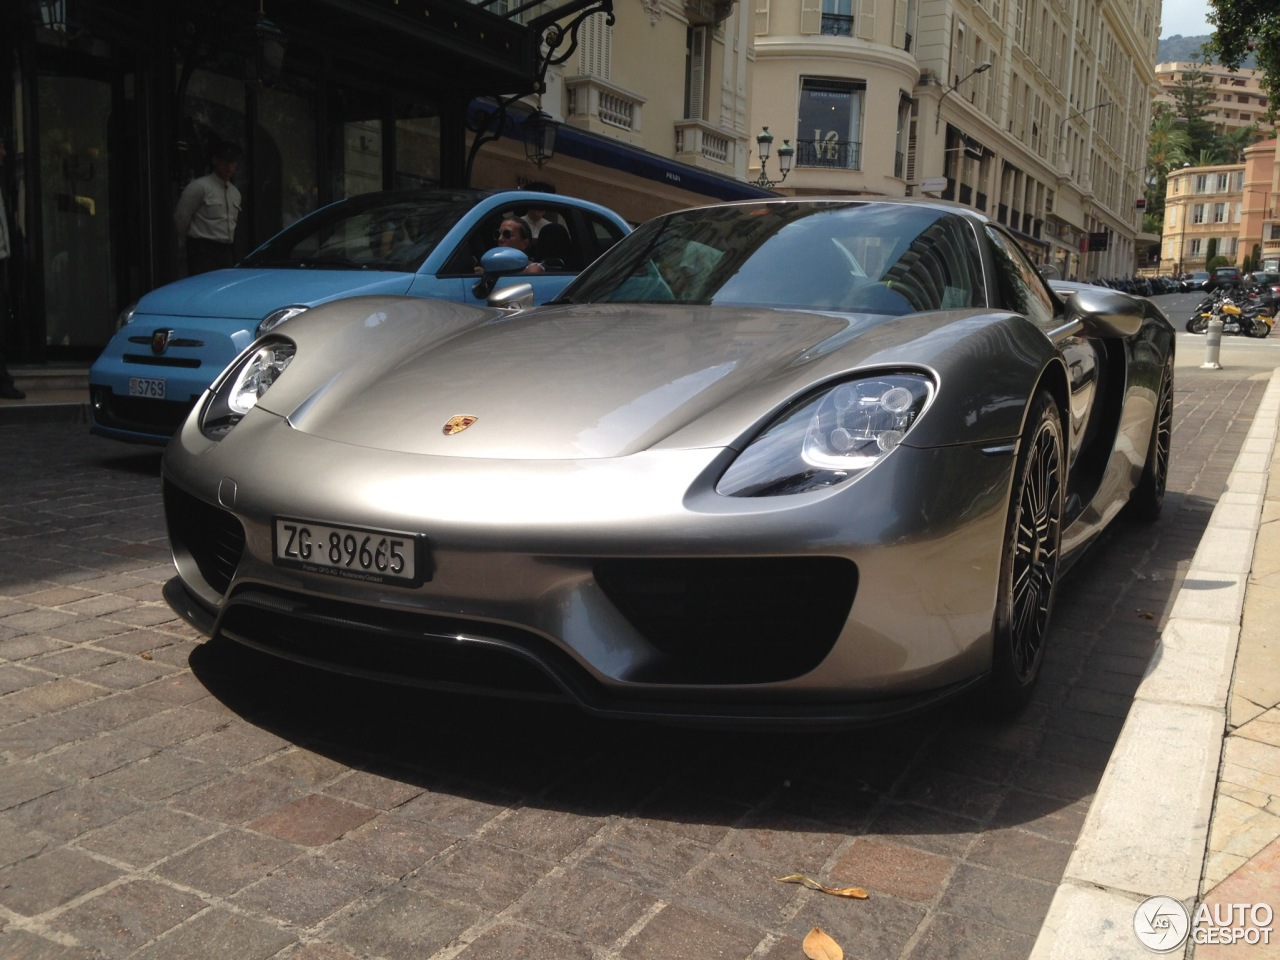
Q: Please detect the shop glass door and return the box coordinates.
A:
[38,72,115,350]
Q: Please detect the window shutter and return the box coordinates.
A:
[800,0,820,35]
[755,0,769,35]
[906,112,917,184]
[857,0,876,40]
[893,0,907,48]
[578,14,612,78]
[688,26,707,120]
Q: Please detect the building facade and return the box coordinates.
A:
[1154,62,1276,137]
[748,0,1159,279]
[467,0,770,225]
[1161,163,1247,274]
[1241,138,1280,271]
[1161,139,1280,275]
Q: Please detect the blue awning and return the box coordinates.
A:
[472,99,778,203]
[552,124,779,203]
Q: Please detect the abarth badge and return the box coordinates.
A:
[443,415,478,436]
[151,329,174,354]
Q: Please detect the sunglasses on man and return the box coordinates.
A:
[495,228,520,240]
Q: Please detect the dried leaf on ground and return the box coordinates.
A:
[802,926,844,960]
[140,651,153,660]
[775,873,869,899]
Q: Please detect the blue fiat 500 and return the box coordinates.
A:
[89,189,630,444]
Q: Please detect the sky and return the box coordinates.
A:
[1159,0,1212,38]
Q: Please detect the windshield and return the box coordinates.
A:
[241,193,478,272]
[561,201,983,315]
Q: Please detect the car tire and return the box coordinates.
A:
[987,390,1064,714]
[1127,366,1173,522]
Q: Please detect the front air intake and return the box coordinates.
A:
[594,556,857,684]
[163,481,245,596]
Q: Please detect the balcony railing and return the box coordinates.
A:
[564,76,645,134]
[821,13,854,36]
[674,120,733,166]
[796,138,861,170]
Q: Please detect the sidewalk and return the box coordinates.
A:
[0,365,89,425]
[1033,367,1280,958]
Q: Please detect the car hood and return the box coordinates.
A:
[267,300,969,460]
[135,268,417,319]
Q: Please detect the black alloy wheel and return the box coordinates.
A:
[988,390,1064,713]
[1127,366,1174,521]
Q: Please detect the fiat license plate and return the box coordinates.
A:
[273,518,425,587]
[129,377,166,399]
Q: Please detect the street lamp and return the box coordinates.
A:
[1056,101,1111,157]
[523,109,559,169]
[934,61,992,133]
[247,1,288,89]
[749,127,794,188]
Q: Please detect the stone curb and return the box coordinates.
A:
[1030,367,1280,959]
[0,402,90,425]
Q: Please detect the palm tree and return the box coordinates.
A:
[1191,146,1224,167]
[1218,124,1262,163]
[1145,108,1191,222]
[1148,109,1191,176]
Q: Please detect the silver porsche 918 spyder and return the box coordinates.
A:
[161,198,1175,725]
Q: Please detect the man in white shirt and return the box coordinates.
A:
[520,180,558,239]
[174,141,242,275]
[0,137,23,400]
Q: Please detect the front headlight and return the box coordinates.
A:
[717,372,934,497]
[115,302,138,331]
[200,337,296,440]
[257,305,309,336]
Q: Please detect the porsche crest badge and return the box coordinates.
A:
[442,415,478,436]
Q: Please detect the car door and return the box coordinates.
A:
[984,226,1104,475]
[411,200,594,306]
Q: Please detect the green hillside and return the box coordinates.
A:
[1158,34,1257,70]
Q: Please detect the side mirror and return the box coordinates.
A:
[488,282,534,313]
[1063,287,1144,339]
[472,247,530,298]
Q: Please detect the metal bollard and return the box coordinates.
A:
[1201,317,1223,369]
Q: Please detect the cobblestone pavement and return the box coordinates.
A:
[0,351,1268,960]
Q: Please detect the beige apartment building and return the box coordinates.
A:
[465,0,1158,276]
[750,0,1159,278]
[467,0,766,224]
[1161,140,1280,274]
[1154,62,1275,137]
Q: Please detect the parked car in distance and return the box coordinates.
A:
[1205,265,1243,291]
[1180,271,1211,292]
[160,197,1176,725]
[1246,271,1280,312]
[89,189,631,444]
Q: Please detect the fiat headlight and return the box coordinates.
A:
[115,302,138,331]
[200,337,296,440]
[257,305,309,336]
[717,373,933,497]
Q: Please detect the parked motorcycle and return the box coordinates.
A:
[1186,294,1274,337]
